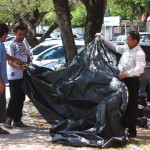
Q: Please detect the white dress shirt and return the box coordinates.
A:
[115,44,146,77]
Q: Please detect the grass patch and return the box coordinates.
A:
[25,100,150,149]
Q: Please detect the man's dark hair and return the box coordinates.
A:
[0,23,9,38]
[13,25,27,32]
[128,31,140,43]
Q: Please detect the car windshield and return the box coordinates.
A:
[117,36,121,41]
[140,34,150,42]
[32,44,56,55]
[41,46,64,60]
[39,45,84,60]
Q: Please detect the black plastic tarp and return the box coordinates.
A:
[22,38,128,148]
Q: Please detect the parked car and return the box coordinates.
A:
[36,33,53,39]
[44,46,85,71]
[30,40,63,59]
[32,40,84,67]
[4,35,16,50]
[139,32,150,46]
[4,41,12,50]
[6,35,15,42]
[115,35,127,45]
[139,32,150,41]
[53,33,84,40]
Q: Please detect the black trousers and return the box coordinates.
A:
[0,90,6,123]
[6,79,25,122]
[122,77,140,134]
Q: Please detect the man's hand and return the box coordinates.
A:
[94,33,103,37]
[118,72,128,80]
[6,54,23,65]
[8,61,26,70]
[13,58,23,65]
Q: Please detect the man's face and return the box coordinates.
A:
[126,34,138,49]
[15,29,26,42]
[2,33,8,42]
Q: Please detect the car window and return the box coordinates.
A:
[52,48,65,59]
[117,36,122,41]
[6,36,15,42]
[40,46,64,60]
[143,35,150,41]
[39,45,84,60]
[32,45,53,55]
[123,36,127,41]
[73,34,77,38]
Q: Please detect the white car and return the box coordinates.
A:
[4,35,16,50]
[30,40,63,59]
[115,35,127,45]
[32,40,84,68]
[43,46,85,71]
[139,32,150,46]
[52,33,84,40]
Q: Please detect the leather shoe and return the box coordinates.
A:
[4,122,12,129]
[0,127,10,134]
[4,117,13,129]
[127,132,137,138]
[13,121,28,127]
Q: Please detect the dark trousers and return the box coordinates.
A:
[122,77,140,134]
[6,79,25,122]
[0,90,6,123]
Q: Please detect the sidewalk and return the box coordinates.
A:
[0,86,89,150]
[0,86,52,150]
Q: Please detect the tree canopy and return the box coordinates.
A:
[71,4,87,27]
[108,0,150,30]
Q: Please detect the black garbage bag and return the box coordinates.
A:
[22,37,128,148]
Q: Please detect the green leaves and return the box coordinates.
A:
[108,0,150,19]
[71,4,87,27]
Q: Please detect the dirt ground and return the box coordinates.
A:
[1,87,149,150]
[26,101,150,142]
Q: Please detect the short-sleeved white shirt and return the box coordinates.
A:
[7,39,31,80]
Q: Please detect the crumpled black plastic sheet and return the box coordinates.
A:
[22,38,128,148]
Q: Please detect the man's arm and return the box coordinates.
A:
[95,33,116,51]
[8,61,26,70]
[6,54,23,65]
[95,33,126,54]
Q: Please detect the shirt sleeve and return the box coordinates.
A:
[24,40,32,56]
[126,50,146,77]
[100,36,126,55]
[7,43,15,57]
[115,45,127,54]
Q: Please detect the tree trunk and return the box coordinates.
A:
[39,23,58,43]
[141,12,149,31]
[52,0,77,65]
[81,0,107,45]
[13,9,55,48]
[26,27,39,48]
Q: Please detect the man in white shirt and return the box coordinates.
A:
[95,31,146,138]
[0,23,23,134]
[4,25,32,128]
